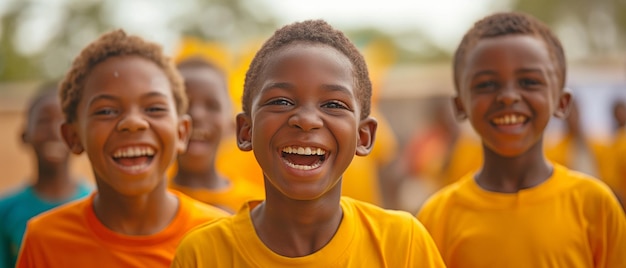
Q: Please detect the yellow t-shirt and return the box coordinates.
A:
[172,197,445,267]
[16,191,229,268]
[169,176,265,214]
[417,164,626,268]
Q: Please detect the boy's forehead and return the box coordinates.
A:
[86,56,169,87]
[80,56,173,103]
[464,35,554,70]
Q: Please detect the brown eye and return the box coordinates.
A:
[323,101,348,110]
[519,78,540,87]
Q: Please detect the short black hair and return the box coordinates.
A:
[59,29,187,123]
[242,19,372,119]
[453,12,566,92]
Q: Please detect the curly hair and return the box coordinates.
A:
[59,29,187,123]
[453,12,566,92]
[176,56,228,89]
[242,19,372,119]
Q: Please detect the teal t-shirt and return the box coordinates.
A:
[0,183,92,268]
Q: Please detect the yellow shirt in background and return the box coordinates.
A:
[169,176,264,214]
[417,163,626,268]
[173,197,445,267]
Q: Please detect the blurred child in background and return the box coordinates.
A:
[170,56,264,213]
[0,82,92,268]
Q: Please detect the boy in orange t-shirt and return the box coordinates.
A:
[16,29,228,268]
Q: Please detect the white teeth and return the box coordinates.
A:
[190,129,211,140]
[493,115,526,125]
[283,159,322,170]
[113,146,155,158]
[281,146,326,156]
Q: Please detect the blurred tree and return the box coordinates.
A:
[0,0,277,82]
[511,0,625,57]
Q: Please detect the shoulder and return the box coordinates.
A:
[25,198,89,238]
[554,165,617,200]
[556,165,623,208]
[0,187,30,212]
[417,177,468,221]
[341,197,421,232]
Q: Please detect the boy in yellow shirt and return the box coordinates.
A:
[418,12,626,268]
[172,20,445,267]
[16,29,228,268]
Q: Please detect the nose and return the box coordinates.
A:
[187,103,205,125]
[496,83,521,105]
[117,109,149,132]
[288,105,323,131]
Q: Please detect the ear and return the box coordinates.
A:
[553,90,572,119]
[61,122,84,154]
[21,130,28,144]
[355,117,378,156]
[176,114,192,154]
[236,112,253,152]
[453,96,467,121]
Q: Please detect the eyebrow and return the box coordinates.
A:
[261,82,293,92]
[261,82,352,95]
[515,68,544,75]
[87,91,170,107]
[87,94,118,108]
[471,68,545,80]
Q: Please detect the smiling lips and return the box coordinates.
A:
[112,146,155,172]
[189,129,213,142]
[281,146,327,171]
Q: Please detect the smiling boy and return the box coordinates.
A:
[16,30,228,268]
[171,20,444,267]
[417,12,626,268]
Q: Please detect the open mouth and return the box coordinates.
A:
[189,129,213,142]
[491,114,528,126]
[111,146,155,171]
[281,146,327,171]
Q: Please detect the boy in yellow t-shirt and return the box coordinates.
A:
[172,20,445,267]
[170,56,264,213]
[417,12,626,268]
[16,30,228,268]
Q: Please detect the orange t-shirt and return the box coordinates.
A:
[16,190,228,268]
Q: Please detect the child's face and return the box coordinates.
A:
[236,43,376,200]
[61,55,190,196]
[454,35,570,157]
[23,96,70,164]
[177,67,232,171]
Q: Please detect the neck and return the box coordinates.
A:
[251,180,343,257]
[92,181,179,235]
[173,166,229,190]
[32,160,76,200]
[477,141,553,193]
